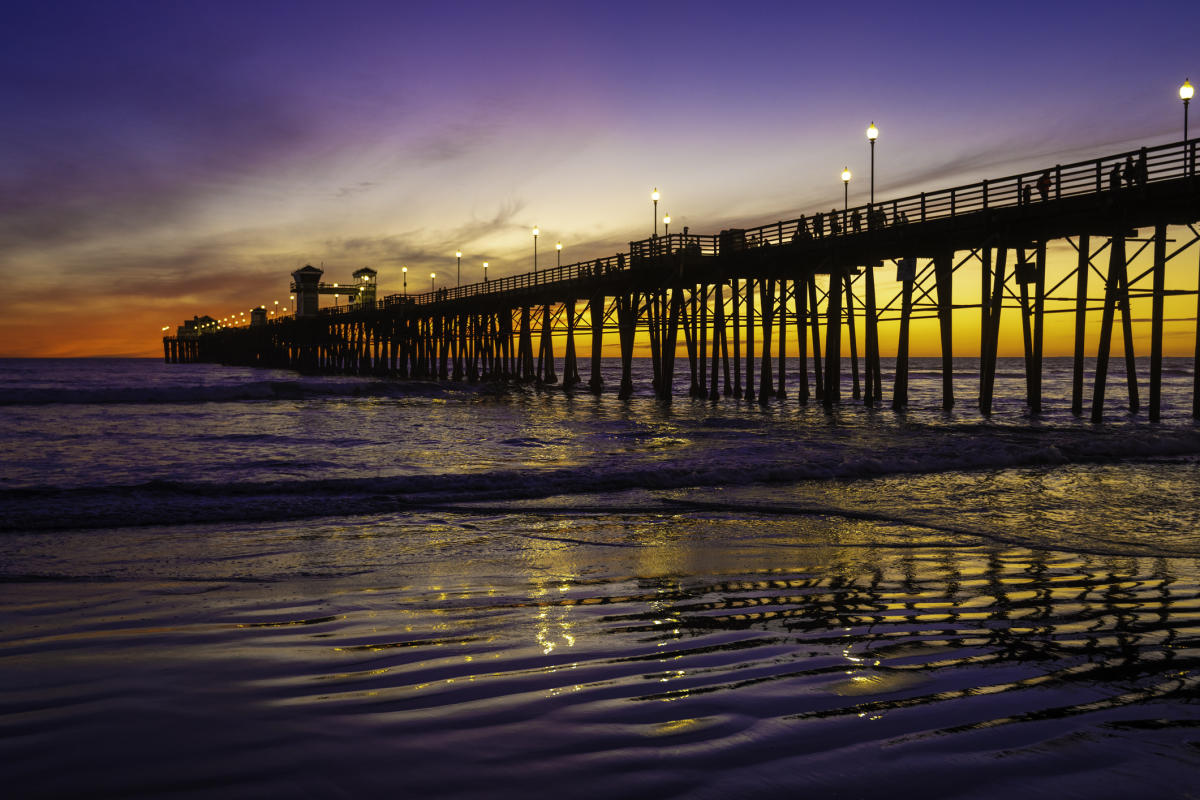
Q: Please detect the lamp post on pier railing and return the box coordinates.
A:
[1182,80,1194,141]
[532,226,539,278]
[430,272,436,294]
[663,214,670,237]
[556,241,562,268]
[402,266,407,296]
[455,250,462,286]
[483,261,489,283]
[841,167,851,231]
[651,188,660,236]
[867,121,878,221]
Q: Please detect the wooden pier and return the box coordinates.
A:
[165,139,1200,420]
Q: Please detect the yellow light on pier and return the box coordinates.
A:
[1184,79,1194,140]
[651,188,660,202]
[841,167,852,183]
[867,121,879,141]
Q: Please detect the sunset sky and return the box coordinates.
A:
[1,0,1195,357]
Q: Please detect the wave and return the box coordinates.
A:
[5,423,1200,535]
[0,378,479,406]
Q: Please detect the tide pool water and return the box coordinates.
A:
[1,357,1198,798]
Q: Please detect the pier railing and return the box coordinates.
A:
[238,137,1200,323]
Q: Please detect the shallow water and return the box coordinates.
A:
[2,358,1199,797]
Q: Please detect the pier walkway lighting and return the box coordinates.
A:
[1182,79,1194,141]
[483,261,489,283]
[402,266,408,296]
[532,226,539,277]
[651,188,660,236]
[867,121,878,213]
[431,272,436,293]
[663,214,670,237]
[456,250,462,286]
[556,241,562,268]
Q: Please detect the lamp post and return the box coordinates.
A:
[663,214,670,237]
[455,250,462,286]
[402,266,408,296]
[651,188,660,236]
[1182,80,1194,141]
[431,272,436,294]
[556,241,562,268]
[532,225,539,277]
[841,167,851,232]
[867,121,878,223]
[483,261,489,283]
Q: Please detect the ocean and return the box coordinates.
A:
[2,356,1199,798]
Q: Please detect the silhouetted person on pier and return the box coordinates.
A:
[813,211,824,237]
[850,208,862,233]
[829,209,841,235]
[1110,162,1123,191]
[1036,170,1051,201]
[1124,155,1136,187]
[1136,148,1148,185]
[1021,184,1032,205]
[617,253,625,271]
[792,216,808,240]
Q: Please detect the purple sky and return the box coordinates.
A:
[0,0,1194,355]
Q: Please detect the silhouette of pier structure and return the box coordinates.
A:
[165,139,1200,421]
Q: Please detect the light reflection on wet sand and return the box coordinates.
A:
[2,487,1199,798]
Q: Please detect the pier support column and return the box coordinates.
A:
[824,272,842,408]
[538,304,557,384]
[588,295,605,394]
[776,280,787,399]
[745,278,756,402]
[732,279,742,398]
[1071,237,1090,416]
[893,264,914,411]
[616,293,639,400]
[519,306,535,381]
[563,299,580,388]
[683,286,698,396]
[1150,224,1167,421]
[794,278,809,403]
[1092,232,1128,422]
[845,273,861,401]
[935,251,954,410]
[980,249,1007,414]
[808,276,824,401]
[758,278,775,404]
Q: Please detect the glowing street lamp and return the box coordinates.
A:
[663,214,671,237]
[1182,79,1194,141]
[431,272,436,293]
[483,261,489,283]
[555,241,562,268]
[455,250,462,286]
[651,188,660,236]
[841,167,852,226]
[532,225,539,277]
[867,121,878,218]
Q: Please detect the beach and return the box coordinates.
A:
[2,357,1199,798]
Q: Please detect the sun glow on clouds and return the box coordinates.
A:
[0,0,1194,356]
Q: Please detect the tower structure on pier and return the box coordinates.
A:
[291,265,323,318]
